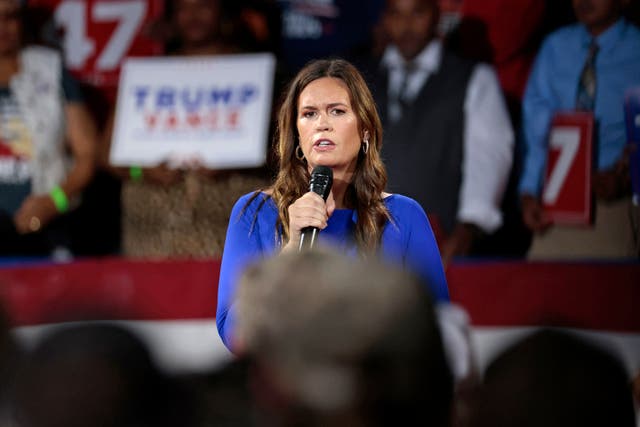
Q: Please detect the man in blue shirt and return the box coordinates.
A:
[519,0,640,258]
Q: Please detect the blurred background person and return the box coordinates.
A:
[441,1,577,262]
[519,0,640,259]
[235,249,454,427]
[99,0,272,258]
[445,0,546,121]
[163,0,252,56]
[216,58,450,350]
[277,0,385,76]
[198,0,281,56]
[470,328,636,427]
[0,0,98,258]
[361,0,514,265]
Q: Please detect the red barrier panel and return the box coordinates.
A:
[0,257,220,325]
[0,258,638,332]
[447,261,639,333]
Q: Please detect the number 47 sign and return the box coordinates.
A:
[542,112,595,225]
[29,0,163,88]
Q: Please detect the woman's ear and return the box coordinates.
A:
[363,130,370,142]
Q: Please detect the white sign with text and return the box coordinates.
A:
[110,53,276,168]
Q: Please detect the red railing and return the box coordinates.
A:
[0,257,638,332]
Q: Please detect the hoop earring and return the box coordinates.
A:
[295,145,305,161]
[362,139,369,155]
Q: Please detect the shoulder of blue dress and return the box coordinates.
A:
[236,190,271,208]
[384,193,423,213]
[383,194,427,232]
[231,191,274,222]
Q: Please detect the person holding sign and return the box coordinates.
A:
[100,0,270,257]
[0,0,98,256]
[216,59,450,351]
[519,0,640,258]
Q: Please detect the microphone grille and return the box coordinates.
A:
[309,166,333,201]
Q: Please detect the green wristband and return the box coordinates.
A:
[129,166,143,182]
[50,185,69,213]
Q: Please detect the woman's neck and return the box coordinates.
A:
[315,165,354,209]
[331,177,351,209]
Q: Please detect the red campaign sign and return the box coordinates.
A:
[541,112,595,225]
[27,0,164,89]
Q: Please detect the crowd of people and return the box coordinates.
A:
[1,0,638,260]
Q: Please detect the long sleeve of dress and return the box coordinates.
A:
[386,195,450,302]
[216,193,270,350]
[406,203,450,302]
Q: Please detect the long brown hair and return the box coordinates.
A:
[269,58,390,251]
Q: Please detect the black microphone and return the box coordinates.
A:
[298,165,333,251]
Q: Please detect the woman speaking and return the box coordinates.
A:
[217,59,449,351]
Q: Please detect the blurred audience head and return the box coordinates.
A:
[0,0,22,55]
[235,249,453,426]
[169,0,272,54]
[170,0,224,51]
[471,328,635,427]
[572,0,626,35]
[11,323,193,427]
[383,0,440,61]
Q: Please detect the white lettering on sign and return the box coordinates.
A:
[542,127,581,205]
[54,0,147,71]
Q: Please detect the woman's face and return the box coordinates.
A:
[296,77,363,176]
[0,0,21,56]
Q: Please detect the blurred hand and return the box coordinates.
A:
[143,163,183,186]
[283,191,335,252]
[172,157,220,180]
[14,194,59,234]
[592,152,631,201]
[521,194,552,233]
[441,222,481,267]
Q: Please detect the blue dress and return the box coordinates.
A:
[216,191,450,350]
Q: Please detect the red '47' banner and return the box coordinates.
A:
[27,0,164,90]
